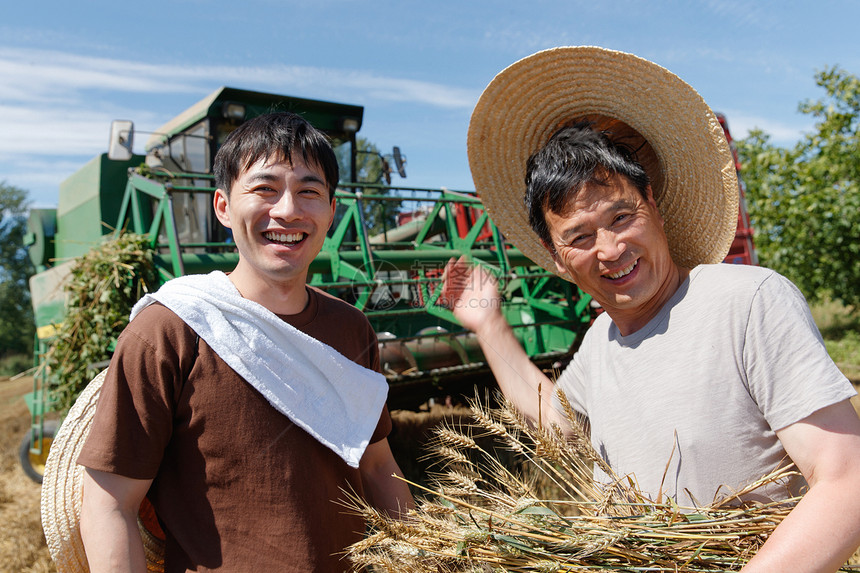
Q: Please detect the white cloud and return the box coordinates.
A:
[0,45,478,206]
[0,50,199,101]
[0,47,477,109]
[0,47,477,159]
[0,104,127,155]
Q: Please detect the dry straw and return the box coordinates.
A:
[345,392,856,572]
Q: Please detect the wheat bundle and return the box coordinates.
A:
[346,393,855,572]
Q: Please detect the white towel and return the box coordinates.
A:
[130,271,388,468]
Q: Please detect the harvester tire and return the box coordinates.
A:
[19,420,59,484]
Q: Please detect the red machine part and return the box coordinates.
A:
[717,113,758,266]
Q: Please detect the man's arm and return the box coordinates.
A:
[741,399,860,572]
[80,468,153,573]
[359,438,414,519]
[439,257,567,427]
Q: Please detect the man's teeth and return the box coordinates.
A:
[265,231,304,244]
[607,261,637,279]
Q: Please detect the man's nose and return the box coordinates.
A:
[270,190,299,218]
[595,229,625,261]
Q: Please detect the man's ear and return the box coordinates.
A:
[540,238,568,275]
[327,196,337,231]
[213,189,231,228]
[644,184,665,226]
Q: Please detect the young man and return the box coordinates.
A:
[77,112,413,572]
[442,47,860,572]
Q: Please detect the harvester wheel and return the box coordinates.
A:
[19,420,59,484]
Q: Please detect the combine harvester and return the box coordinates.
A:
[20,87,599,482]
[20,89,756,482]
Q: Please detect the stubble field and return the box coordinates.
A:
[0,375,54,573]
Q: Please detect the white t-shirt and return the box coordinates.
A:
[555,263,855,506]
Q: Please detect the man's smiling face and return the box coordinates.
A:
[213,153,336,290]
[543,174,680,333]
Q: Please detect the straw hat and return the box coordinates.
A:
[41,369,166,572]
[467,46,739,275]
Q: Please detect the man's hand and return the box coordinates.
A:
[439,256,503,334]
[438,256,564,428]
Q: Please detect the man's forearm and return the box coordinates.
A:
[360,439,415,520]
[740,478,860,573]
[472,311,564,428]
[743,400,860,572]
[81,506,147,573]
[363,468,414,520]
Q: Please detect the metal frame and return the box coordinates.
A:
[26,168,594,457]
[111,172,594,396]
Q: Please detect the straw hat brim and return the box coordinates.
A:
[467,46,739,276]
[40,368,165,572]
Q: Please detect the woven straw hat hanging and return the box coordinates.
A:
[40,368,166,572]
[467,46,739,276]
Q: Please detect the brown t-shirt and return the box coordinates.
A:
[78,286,391,572]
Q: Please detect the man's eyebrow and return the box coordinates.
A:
[299,173,327,186]
[244,171,327,186]
[607,198,637,212]
[245,171,279,184]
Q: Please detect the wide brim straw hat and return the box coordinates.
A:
[467,46,739,275]
[41,369,165,572]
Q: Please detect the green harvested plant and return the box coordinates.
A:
[46,233,158,413]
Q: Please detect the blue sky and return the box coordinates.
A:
[3,0,859,207]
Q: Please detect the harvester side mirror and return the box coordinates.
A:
[108,120,135,161]
[392,146,406,178]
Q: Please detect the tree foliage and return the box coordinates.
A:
[737,67,860,309]
[0,181,35,357]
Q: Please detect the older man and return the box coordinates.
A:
[442,47,860,572]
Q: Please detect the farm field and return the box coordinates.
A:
[0,375,53,572]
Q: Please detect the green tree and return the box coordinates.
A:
[737,66,860,309]
[356,138,387,185]
[0,181,35,357]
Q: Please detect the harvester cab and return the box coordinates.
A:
[20,86,596,482]
[114,87,369,256]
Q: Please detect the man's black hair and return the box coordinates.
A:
[525,121,650,248]
[214,112,339,200]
